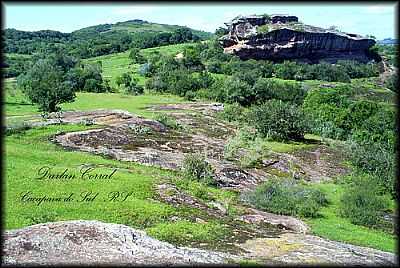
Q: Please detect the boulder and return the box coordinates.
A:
[220,15,378,63]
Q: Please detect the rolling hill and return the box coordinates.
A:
[3,19,214,59]
[72,19,212,39]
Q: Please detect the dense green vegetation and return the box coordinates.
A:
[242,178,328,217]
[4,20,211,58]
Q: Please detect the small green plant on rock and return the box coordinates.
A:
[182,153,215,186]
[257,25,270,33]
[128,124,153,135]
[154,113,183,130]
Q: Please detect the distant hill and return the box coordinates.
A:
[72,19,213,40]
[3,19,214,58]
[377,38,398,45]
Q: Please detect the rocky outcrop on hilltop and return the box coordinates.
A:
[220,14,377,63]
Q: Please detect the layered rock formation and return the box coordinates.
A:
[220,14,377,63]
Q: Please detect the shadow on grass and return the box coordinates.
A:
[5,101,33,106]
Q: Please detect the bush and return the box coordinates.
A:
[340,174,390,228]
[206,77,227,102]
[223,126,258,160]
[197,71,214,88]
[182,153,215,186]
[223,77,253,106]
[311,62,351,83]
[184,90,196,101]
[274,61,300,80]
[129,48,146,64]
[248,100,308,141]
[154,113,182,130]
[253,78,306,105]
[116,73,143,95]
[336,60,379,78]
[346,139,395,197]
[238,138,269,168]
[242,177,327,217]
[257,25,269,33]
[385,72,398,92]
[217,103,247,123]
[144,60,201,96]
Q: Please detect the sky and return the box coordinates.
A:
[3,2,398,39]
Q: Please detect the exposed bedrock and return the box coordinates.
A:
[2,220,396,266]
[220,15,378,63]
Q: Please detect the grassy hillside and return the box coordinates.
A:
[83,43,195,87]
[73,19,213,39]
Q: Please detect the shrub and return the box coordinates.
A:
[138,62,152,77]
[223,77,253,106]
[223,126,258,160]
[184,90,196,101]
[129,48,146,64]
[340,174,390,228]
[253,78,306,104]
[336,60,379,78]
[206,60,223,73]
[217,102,247,123]
[154,113,182,130]
[311,62,351,83]
[233,69,261,86]
[207,77,227,102]
[346,139,395,197]
[248,100,308,141]
[274,61,300,80]
[238,138,269,168]
[385,72,398,92]
[257,25,269,33]
[197,71,214,88]
[182,153,215,186]
[242,177,327,217]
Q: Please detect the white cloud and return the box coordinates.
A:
[364,5,394,14]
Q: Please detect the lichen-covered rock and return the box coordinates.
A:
[2,220,238,266]
[239,233,397,265]
[220,14,377,63]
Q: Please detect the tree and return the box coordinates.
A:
[129,48,146,64]
[17,58,75,113]
[116,72,143,95]
[116,73,132,88]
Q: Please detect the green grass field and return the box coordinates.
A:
[5,124,231,247]
[4,78,185,119]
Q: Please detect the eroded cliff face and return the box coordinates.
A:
[220,15,377,63]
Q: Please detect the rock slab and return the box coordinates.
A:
[2,220,238,266]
